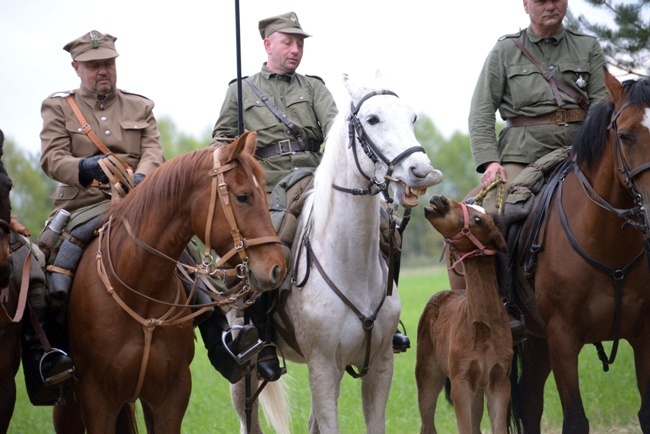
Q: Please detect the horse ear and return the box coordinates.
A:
[491,226,508,254]
[224,130,255,162]
[604,68,624,103]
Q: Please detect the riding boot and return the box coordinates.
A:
[198,310,263,384]
[248,292,283,382]
[496,245,525,345]
[21,306,73,406]
[48,216,102,312]
[392,323,411,353]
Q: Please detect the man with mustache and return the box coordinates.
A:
[466,0,607,338]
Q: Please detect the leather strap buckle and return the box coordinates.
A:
[278,139,294,156]
[555,109,567,125]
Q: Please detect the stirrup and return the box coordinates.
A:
[41,348,74,387]
[222,325,264,365]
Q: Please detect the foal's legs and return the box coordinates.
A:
[486,366,511,434]
[415,325,446,434]
[517,334,551,434]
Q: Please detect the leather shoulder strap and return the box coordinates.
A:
[64,96,131,170]
[512,38,589,111]
[244,78,302,138]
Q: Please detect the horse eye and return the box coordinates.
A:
[367,115,380,125]
[235,193,250,204]
[618,132,632,146]
[473,216,483,225]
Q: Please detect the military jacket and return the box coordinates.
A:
[40,86,164,212]
[469,27,607,172]
[211,64,338,193]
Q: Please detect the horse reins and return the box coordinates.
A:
[94,147,281,400]
[444,203,499,273]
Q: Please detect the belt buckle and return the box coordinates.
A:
[555,109,567,125]
[278,139,293,156]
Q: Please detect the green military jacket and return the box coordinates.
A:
[211,64,338,193]
[40,86,164,212]
[469,27,607,172]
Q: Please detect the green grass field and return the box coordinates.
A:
[7,266,641,433]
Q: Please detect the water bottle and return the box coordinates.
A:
[37,209,70,261]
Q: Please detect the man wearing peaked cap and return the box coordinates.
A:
[210,10,413,384]
[258,11,312,39]
[63,30,119,61]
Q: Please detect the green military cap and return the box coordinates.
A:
[63,30,119,62]
[258,11,311,39]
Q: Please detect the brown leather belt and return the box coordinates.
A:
[255,138,321,159]
[505,109,586,128]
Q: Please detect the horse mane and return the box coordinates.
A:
[103,146,266,248]
[572,77,650,169]
[309,104,351,238]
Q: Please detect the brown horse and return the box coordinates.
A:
[509,70,650,433]
[416,195,513,434]
[52,132,286,434]
[0,129,22,434]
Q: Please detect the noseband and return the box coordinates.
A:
[445,203,498,272]
[332,90,426,198]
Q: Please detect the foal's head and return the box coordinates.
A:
[424,195,507,255]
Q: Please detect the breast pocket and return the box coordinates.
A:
[505,63,554,109]
[559,61,591,98]
[286,93,316,128]
[243,97,278,132]
[119,120,149,157]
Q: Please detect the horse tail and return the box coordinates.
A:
[116,402,139,434]
[259,376,291,434]
[507,343,524,434]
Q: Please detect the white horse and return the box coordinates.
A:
[230,72,443,434]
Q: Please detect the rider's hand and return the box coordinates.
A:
[78,154,109,187]
[481,162,507,187]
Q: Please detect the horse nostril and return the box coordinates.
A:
[271,264,285,285]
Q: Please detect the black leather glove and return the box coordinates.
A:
[78,154,109,187]
[133,173,145,186]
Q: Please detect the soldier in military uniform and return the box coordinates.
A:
[211,11,411,383]
[31,31,259,402]
[465,0,607,336]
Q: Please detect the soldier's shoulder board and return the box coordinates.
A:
[305,74,325,84]
[228,76,249,86]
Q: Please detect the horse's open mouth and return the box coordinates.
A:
[404,185,427,207]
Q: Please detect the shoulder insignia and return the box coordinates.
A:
[50,90,74,98]
[229,76,249,86]
[306,74,325,84]
[499,29,523,41]
[566,27,595,38]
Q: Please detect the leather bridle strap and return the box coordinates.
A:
[0,222,31,323]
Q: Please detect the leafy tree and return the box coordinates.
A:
[568,0,650,76]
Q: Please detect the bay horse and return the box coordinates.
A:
[52,131,286,434]
[230,72,443,433]
[511,70,650,433]
[0,130,19,434]
[416,195,513,434]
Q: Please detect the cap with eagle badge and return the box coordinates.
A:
[63,30,119,62]
[258,12,311,39]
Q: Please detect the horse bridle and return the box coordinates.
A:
[332,90,426,197]
[444,203,499,273]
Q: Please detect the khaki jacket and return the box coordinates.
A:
[40,86,164,212]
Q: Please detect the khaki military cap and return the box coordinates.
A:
[63,30,119,62]
[258,12,311,39]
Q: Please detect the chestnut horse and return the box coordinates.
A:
[511,70,650,432]
[52,132,286,433]
[230,72,442,434]
[416,195,513,434]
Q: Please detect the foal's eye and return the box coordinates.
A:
[473,216,483,225]
[235,194,250,204]
[367,115,380,125]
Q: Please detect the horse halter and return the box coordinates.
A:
[332,90,426,198]
[445,203,498,272]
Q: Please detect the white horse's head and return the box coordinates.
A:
[342,72,443,207]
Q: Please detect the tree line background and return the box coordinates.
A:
[3,0,649,267]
